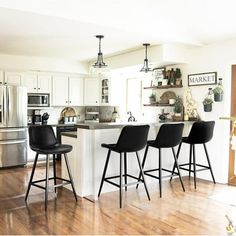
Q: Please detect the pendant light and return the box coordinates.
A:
[140,43,152,73]
[93,35,107,68]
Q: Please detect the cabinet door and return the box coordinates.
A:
[4,72,22,86]
[69,77,84,106]
[37,74,51,93]
[21,73,38,93]
[84,78,100,105]
[52,76,69,106]
[100,78,109,105]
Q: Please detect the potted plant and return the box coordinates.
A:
[172,96,183,121]
[175,68,182,86]
[149,93,156,104]
[203,97,213,112]
[213,86,223,102]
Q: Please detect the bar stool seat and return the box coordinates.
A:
[98,125,150,208]
[25,125,77,211]
[30,144,72,155]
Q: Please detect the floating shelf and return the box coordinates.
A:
[143,85,183,89]
[143,103,174,107]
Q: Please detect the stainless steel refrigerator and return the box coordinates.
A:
[0,85,27,167]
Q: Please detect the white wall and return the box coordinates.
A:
[0,53,87,74]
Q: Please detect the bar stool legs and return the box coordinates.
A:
[136,152,150,201]
[98,150,150,208]
[171,147,185,192]
[64,153,78,202]
[119,153,123,208]
[170,143,216,189]
[98,150,111,197]
[53,154,57,193]
[25,152,77,210]
[45,154,50,211]
[137,146,184,197]
[25,153,39,202]
[203,144,216,183]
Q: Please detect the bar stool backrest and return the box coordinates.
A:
[29,125,57,149]
[116,125,150,152]
[187,121,215,144]
[154,123,184,148]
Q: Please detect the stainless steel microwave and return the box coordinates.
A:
[27,93,50,107]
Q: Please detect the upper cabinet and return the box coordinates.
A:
[69,77,84,106]
[84,76,123,106]
[84,78,100,106]
[4,72,23,86]
[52,75,84,106]
[21,73,51,93]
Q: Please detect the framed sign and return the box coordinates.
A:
[188,72,217,86]
[151,67,165,86]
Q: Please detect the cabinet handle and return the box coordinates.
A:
[65,101,68,103]
[96,101,98,103]
[34,88,36,90]
[4,82,7,85]
[69,101,71,103]
[38,88,40,90]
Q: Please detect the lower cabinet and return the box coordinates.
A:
[61,135,80,194]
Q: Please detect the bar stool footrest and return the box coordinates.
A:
[144,168,179,180]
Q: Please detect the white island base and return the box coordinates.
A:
[61,122,192,201]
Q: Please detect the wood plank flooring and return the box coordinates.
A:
[0,162,235,235]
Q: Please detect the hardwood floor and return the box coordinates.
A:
[0,163,235,235]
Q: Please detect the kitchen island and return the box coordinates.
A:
[61,121,193,201]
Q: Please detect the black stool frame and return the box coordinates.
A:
[170,121,216,189]
[98,125,150,208]
[170,142,216,189]
[25,125,77,211]
[136,123,185,198]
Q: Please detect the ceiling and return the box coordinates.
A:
[0,0,235,62]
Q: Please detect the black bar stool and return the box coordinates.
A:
[137,123,185,198]
[170,121,216,189]
[25,125,77,210]
[98,125,150,208]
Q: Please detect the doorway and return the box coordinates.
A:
[229,65,236,185]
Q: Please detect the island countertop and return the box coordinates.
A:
[74,121,194,130]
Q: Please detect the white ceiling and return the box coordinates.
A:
[0,0,235,62]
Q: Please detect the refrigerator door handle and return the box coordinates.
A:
[0,139,26,145]
[7,86,10,124]
[2,86,7,126]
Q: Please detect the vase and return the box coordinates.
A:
[214,93,223,102]
[204,104,212,112]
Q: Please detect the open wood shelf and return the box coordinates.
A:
[143,103,174,107]
[143,85,183,89]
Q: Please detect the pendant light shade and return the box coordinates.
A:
[140,43,152,73]
[93,35,108,68]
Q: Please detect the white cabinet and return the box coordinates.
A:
[4,72,22,86]
[84,78,100,105]
[52,76,84,106]
[22,73,51,93]
[100,78,110,105]
[69,77,84,106]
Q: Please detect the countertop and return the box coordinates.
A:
[75,121,194,130]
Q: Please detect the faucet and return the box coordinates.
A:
[127,111,136,122]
